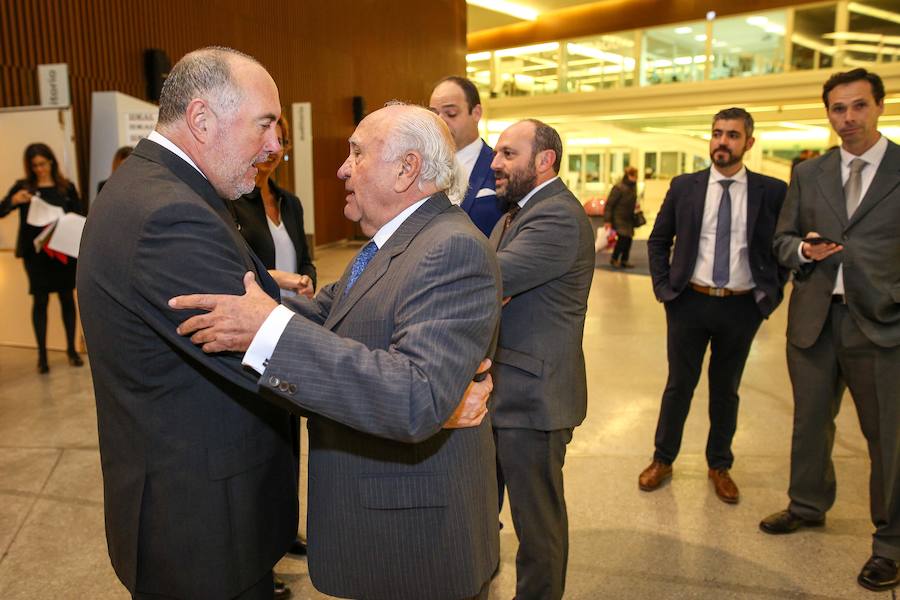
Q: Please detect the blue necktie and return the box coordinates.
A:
[712,179,734,289]
[344,241,378,296]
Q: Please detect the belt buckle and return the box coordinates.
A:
[711,287,726,297]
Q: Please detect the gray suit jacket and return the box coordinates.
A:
[77,139,297,599]
[773,139,900,348]
[259,194,502,600]
[489,178,595,430]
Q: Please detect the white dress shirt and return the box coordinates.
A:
[242,196,431,373]
[147,131,205,177]
[691,166,755,291]
[518,176,558,210]
[267,216,298,297]
[457,138,484,185]
[798,135,888,295]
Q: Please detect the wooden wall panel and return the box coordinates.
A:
[0,0,467,244]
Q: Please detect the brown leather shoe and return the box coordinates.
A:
[708,468,739,504]
[639,460,672,491]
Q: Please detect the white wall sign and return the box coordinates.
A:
[124,110,159,144]
[37,63,70,107]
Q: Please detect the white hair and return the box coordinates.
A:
[381,101,465,204]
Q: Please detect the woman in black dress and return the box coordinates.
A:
[232,114,317,298]
[1,143,83,373]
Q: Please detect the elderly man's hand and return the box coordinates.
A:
[801,231,843,262]
[269,269,314,299]
[169,272,278,353]
[444,359,493,429]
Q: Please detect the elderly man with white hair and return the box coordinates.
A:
[171,102,503,600]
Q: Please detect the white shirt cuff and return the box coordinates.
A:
[242,304,295,374]
[797,241,812,264]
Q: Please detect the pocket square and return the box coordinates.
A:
[475,188,495,198]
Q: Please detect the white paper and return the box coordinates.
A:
[25,195,65,227]
[46,212,86,258]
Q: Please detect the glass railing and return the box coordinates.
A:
[468,0,899,99]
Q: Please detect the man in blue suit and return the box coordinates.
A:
[430,76,503,236]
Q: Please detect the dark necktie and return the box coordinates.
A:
[844,157,866,218]
[712,179,734,289]
[344,241,377,297]
[500,204,520,242]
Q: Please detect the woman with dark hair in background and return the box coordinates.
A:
[604,165,640,269]
[232,113,316,298]
[1,143,83,373]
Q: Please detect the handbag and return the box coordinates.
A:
[633,210,647,228]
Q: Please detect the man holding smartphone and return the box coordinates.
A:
[762,68,900,592]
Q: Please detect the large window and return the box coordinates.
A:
[792,4,837,70]
[642,20,708,85]
[710,10,786,79]
[563,33,637,92]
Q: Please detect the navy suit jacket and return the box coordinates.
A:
[460,140,503,237]
[647,167,788,318]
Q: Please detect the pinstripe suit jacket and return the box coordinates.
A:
[489,178,595,430]
[260,193,502,600]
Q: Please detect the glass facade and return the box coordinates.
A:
[468,0,899,98]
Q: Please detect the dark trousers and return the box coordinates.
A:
[653,288,763,469]
[133,570,274,600]
[495,427,573,600]
[32,288,78,359]
[611,234,633,263]
[787,304,900,561]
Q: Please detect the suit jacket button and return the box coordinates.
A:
[278,381,290,393]
[288,384,297,395]
[268,376,280,387]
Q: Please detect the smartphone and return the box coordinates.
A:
[802,236,839,245]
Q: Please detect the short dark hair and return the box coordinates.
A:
[822,68,885,107]
[712,107,754,138]
[23,143,69,193]
[435,76,481,114]
[524,119,563,174]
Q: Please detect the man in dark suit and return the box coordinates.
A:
[487,119,595,600]
[760,68,900,592]
[429,76,503,236]
[78,47,297,599]
[171,103,502,600]
[642,107,788,504]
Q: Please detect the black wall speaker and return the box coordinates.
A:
[144,49,171,103]
[352,96,366,125]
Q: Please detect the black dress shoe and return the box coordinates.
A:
[67,352,84,367]
[287,539,307,556]
[38,360,49,374]
[759,509,825,534]
[274,575,292,599]
[858,555,899,591]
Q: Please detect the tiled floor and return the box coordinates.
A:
[0,243,881,599]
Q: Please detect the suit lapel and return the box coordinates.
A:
[814,150,847,227]
[461,141,494,213]
[495,178,567,252]
[690,170,710,241]
[745,169,763,244]
[848,140,900,228]
[324,193,452,329]
[133,139,277,299]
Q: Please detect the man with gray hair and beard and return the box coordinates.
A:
[170,102,503,600]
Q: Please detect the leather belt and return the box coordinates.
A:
[832,294,847,304]
[690,283,752,297]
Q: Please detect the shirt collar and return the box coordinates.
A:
[518,176,559,208]
[372,196,430,249]
[457,138,483,165]
[148,130,206,179]
[709,164,747,185]
[840,134,887,169]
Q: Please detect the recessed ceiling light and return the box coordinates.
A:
[747,16,769,26]
[695,34,708,42]
[675,27,693,34]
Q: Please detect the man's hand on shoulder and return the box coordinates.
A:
[169,272,278,353]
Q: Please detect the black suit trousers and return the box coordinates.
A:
[787,304,900,561]
[653,288,763,469]
[494,427,573,600]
